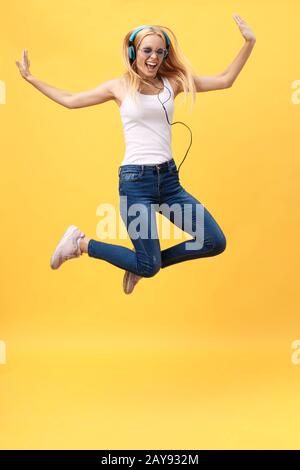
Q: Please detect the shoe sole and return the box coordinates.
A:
[123,270,131,294]
[123,270,142,294]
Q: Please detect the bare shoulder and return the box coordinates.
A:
[111,76,128,107]
[166,76,179,97]
[166,76,184,98]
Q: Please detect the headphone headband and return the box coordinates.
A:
[129,25,171,46]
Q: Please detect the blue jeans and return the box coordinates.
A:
[87,158,226,277]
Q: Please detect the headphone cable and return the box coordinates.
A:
[143,76,193,175]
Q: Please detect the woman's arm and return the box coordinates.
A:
[64,79,118,108]
[25,76,74,108]
[221,42,256,87]
[193,14,256,92]
[16,49,117,108]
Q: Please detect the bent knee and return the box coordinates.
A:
[139,264,161,278]
[137,256,161,278]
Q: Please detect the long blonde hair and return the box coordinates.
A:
[121,25,197,111]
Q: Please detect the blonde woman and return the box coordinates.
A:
[16,16,256,294]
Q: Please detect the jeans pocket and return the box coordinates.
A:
[169,163,178,175]
[119,169,143,182]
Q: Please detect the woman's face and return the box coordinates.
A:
[135,34,166,79]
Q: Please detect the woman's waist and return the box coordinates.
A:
[118,158,177,176]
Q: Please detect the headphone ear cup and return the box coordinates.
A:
[128,45,135,61]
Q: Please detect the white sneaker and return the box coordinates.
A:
[50,225,85,270]
[123,270,142,294]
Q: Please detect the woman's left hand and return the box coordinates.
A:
[232,14,256,42]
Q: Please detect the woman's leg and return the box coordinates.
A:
[86,196,162,278]
[160,186,226,269]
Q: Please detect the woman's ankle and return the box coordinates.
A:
[79,236,91,254]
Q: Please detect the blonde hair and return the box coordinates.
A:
[121,25,197,111]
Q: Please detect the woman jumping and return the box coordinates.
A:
[16,15,256,294]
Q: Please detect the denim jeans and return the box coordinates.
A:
[87,158,226,277]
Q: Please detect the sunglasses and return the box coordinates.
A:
[138,47,168,59]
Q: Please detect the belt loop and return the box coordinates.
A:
[118,166,121,176]
[141,165,144,176]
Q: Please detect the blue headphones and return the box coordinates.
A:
[128,25,171,62]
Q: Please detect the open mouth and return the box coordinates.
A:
[145,62,158,71]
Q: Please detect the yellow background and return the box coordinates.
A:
[1,0,300,449]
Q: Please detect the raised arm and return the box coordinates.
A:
[192,14,256,92]
[16,49,117,108]
[64,79,117,108]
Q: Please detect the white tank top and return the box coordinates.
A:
[118,76,174,166]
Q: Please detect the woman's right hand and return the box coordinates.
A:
[15,49,32,80]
